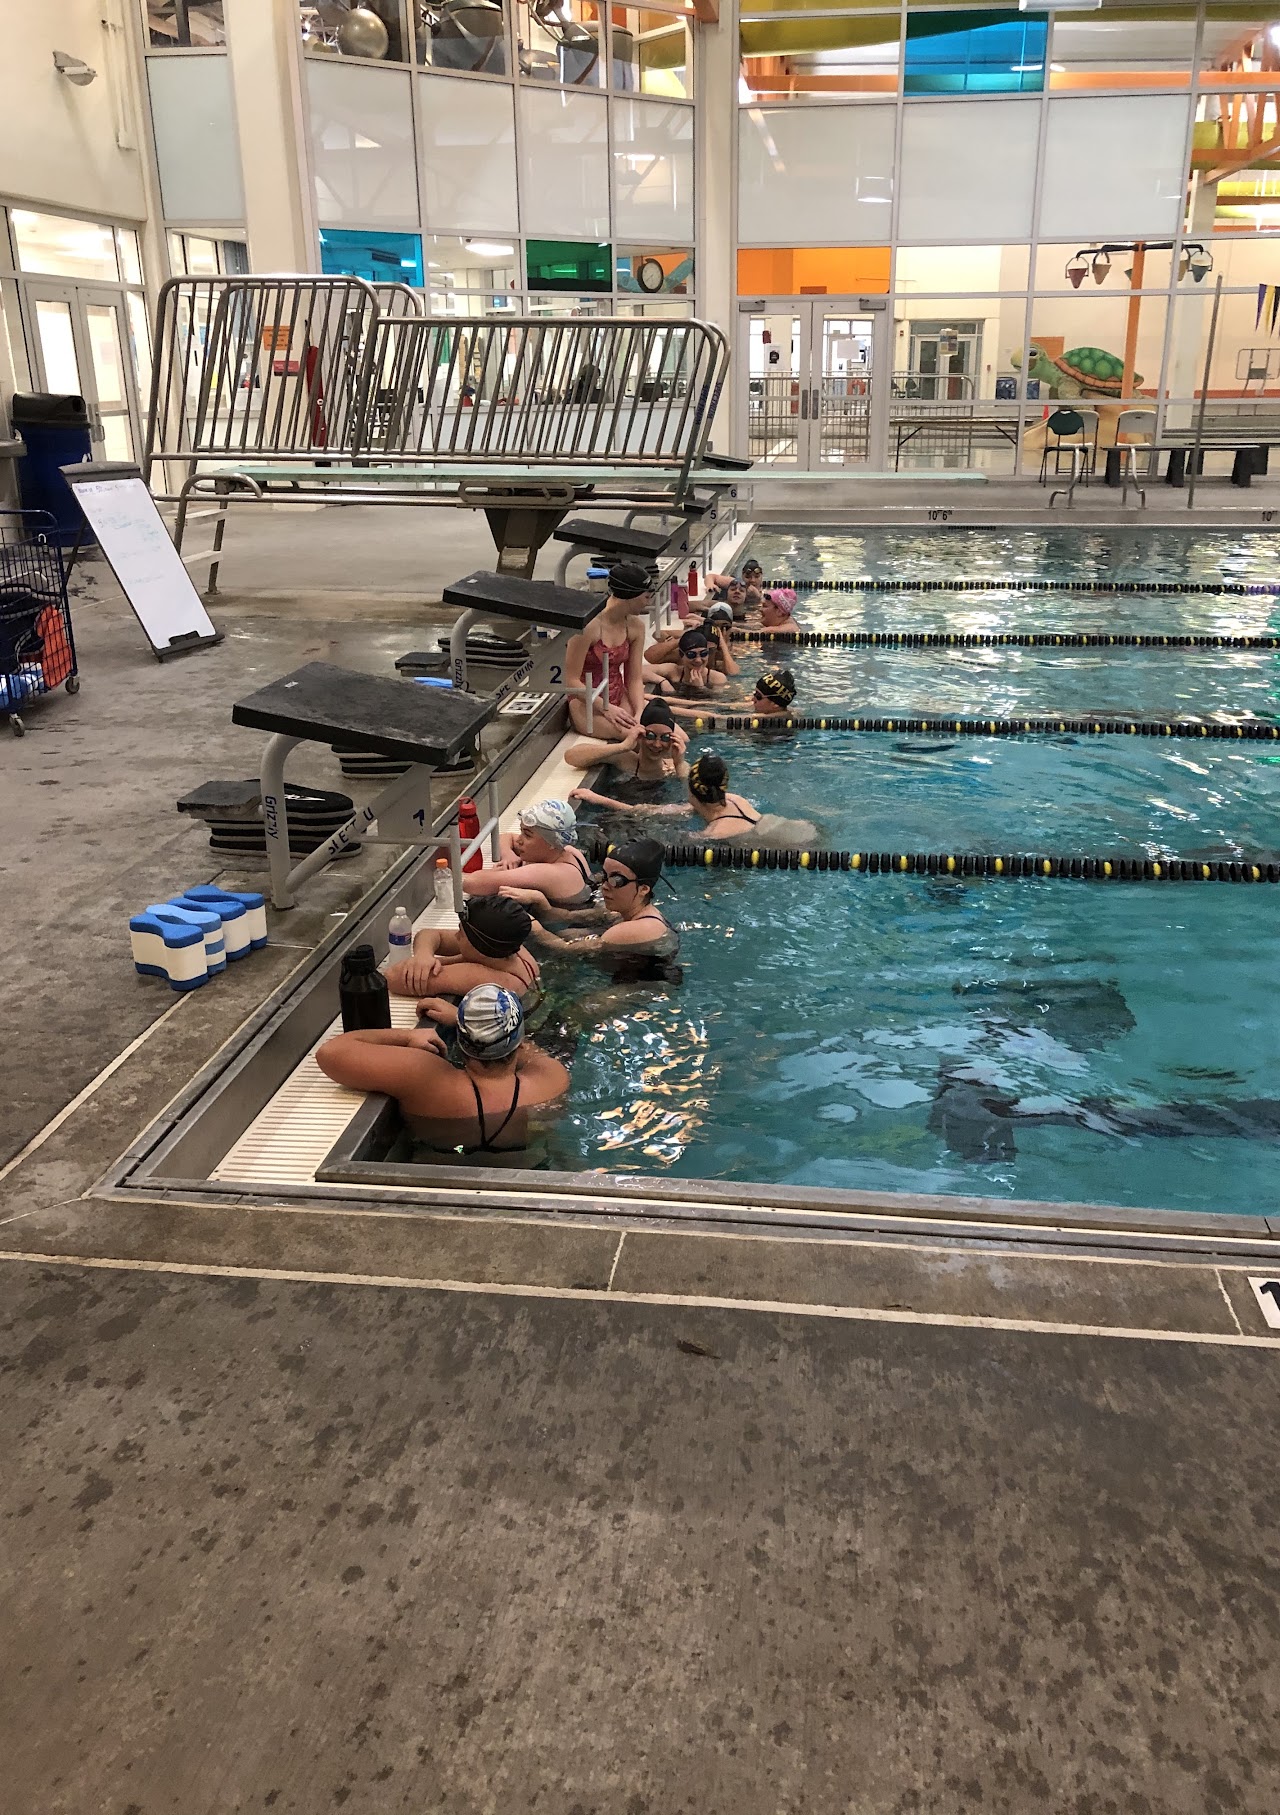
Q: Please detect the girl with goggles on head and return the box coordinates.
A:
[501,837,679,977]
[565,696,689,786]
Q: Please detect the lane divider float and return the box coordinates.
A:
[731,629,1280,650]
[757,577,1280,597]
[660,846,1280,884]
[688,713,1280,741]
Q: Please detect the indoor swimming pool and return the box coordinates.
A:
[524,527,1280,1221]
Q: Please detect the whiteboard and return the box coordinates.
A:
[67,472,220,659]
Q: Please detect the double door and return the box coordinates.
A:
[24,282,142,464]
[740,295,890,469]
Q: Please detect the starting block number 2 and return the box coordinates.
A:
[1247,1277,1280,1330]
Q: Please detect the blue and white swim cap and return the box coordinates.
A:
[518,798,577,849]
[456,984,524,1061]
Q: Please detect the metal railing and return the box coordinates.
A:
[144,276,729,497]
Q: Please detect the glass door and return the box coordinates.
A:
[25,283,142,463]
[739,297,890,468]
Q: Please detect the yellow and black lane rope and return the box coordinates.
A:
[731,629,1280,650]
[686,713,1280,741]
[660,845,1280,883]
[757,577,1280,597]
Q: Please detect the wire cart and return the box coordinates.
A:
[0,510,80,736]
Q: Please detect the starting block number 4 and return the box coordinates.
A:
[1247,1277,1280,1329]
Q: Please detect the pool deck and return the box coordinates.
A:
[3,504,1280,1812]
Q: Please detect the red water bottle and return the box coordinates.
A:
[687,562,699,599]
[457,796,483,872]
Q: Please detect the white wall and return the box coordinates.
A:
[0,0,146,221]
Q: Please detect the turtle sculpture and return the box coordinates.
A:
[1010,341,1141,401]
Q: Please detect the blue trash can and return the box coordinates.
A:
[11,393,94,548]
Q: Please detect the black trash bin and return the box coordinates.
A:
[11,393,94,548]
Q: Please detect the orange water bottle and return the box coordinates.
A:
[457,796,483,872]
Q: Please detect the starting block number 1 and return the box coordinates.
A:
[1247,1278,1280,1330]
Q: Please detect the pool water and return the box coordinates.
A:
[535,529,1280,1222]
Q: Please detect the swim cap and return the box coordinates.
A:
[641,696,675,727]
[688,751,728,803]
[456,984,524,1062]
[742,559,763,576]
[763,588,796,617]
[755,668,796,708]
[608,562,654,601]
[706,602,734,626]
[518,798,577,848]
[608,837,668,889]
[678,627,710,659]
[460,895,531,959]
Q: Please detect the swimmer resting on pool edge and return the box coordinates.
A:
[572,752,820,848]
[500,837,680,966]
[564,696,689,781]
[665,666,798,720]
[317,984,568,1157]
[384,895,540,1009]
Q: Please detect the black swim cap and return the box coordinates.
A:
[755,668,796,708]
[641,696,676,727]
[678,627,710,658]
[688,751,728,803]
[608,562,654,600]
[609,837,667,888]
[459,895,532,958]
[743,558,763,575]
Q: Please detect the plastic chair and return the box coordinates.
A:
[1039,407,1086,484]
[1115,408,1156,506]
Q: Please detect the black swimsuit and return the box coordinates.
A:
[464,1072,522,1154]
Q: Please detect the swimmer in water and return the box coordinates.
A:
[753,589,799,636]
[317,984,568,1157]
[572,752,819,848]
[463,798,598,908]
[500,836,680,975]
[650,626,729,702]
[646,601,740,678]
[705,561,764,613]
[385,895,540,1021]
[668,666,797,720]
[565,695,689,783]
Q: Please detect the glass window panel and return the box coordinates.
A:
[425,234,519,294]
[12,211,119,282]
[525,293,613,315]
[904,10,1047,96]
[127,291,153,399]
[116,229,143,287]
[428,290,518,315]
[1048,14,1195,90]
[893,297,1029,402]
[617,297,694,318]
[525,238,613,291]
[515,0,601,84]
[34,302,83,396]
[739,12,898,102]
[85,304,128,409]
[1166,282,1280,421]
[102,415,134,461]
[737,245,890,293]
[517,89,610,238]
[147,1,227,46]
[1025,294,1167,405]
[896,245,1030,292]
[418,0,509,72]
[1040,96,1189,242]
[898,100,1038,243]
[614,9,690,98]
[419,74,518,234]
[319,226,425,284]
[147,57,245,222]
[307,62,419,225]
[300,0,408,62]
[738,105,895,244]
[617,245,693,296]
[611,98,693,242]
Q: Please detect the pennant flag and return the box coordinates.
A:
[1258,284,1267,330]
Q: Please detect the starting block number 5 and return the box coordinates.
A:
[1247,1277,1280,1329]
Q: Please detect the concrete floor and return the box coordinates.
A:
[4,501,1280,1811]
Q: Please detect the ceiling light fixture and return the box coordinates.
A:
[464,241,515,259]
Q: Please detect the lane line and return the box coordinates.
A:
[606,1232,626,1292]
[1216,1268,1245,1335]
[0,996,190,1187]
[3,1249,1280,1350]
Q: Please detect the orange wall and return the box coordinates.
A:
[737,247,891,296]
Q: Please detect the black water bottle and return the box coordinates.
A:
[339,944,391,1032]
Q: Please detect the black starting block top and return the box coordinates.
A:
[442,570,603,631]
[232,662,494,765]
[552,517,689,560]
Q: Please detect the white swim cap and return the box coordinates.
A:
[518,798,577,848]
[456,984,524,1061]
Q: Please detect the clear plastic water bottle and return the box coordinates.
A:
[433,854,452,907]
[388,906,413,954]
